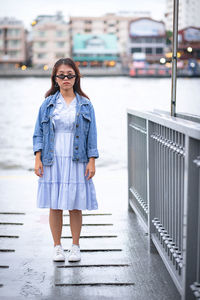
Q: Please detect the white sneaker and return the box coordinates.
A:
[68,244,81,262]
[53,244,65,262]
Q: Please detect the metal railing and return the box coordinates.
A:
[127,109,200,300]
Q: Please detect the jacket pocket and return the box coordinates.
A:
[82,113,91,122]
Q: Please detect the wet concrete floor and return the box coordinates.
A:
[0,168,180,300]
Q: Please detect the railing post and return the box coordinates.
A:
[182,136,200,300]
[127,113,131,211]
[147,120,156,250]
[171,0,179,117]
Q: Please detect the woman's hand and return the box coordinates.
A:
[34,152,44,177]
[85,157,95,180]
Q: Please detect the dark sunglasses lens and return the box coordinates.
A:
[56,75,65,79]
[56,74,76,79]
[68,75,76,79]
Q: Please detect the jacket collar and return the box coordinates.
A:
[47,90,89,107]
[47,90,59,107]
[75,92,89,105]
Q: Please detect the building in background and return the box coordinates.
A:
[178,26,200,59]
[73,34,119,67]
[128,18,166,64]
[165,0,200,31]
[69,11,152,61]
[0,12,170,72]
[0,17,26,69]
[32,12,70,68]
[177,26,200,73]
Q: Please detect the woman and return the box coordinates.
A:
[33,58,99,262]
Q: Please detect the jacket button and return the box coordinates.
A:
[76,124,79,127]
[77,158,79,161]
[76,135,79,138]
[75,146,78,150]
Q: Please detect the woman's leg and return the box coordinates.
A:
[69,209,82,245]
[49,208,63,246]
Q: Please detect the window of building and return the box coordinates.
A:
[56,31,65,37]
[8,50,19,57]
[39,31,45,37]
[131,37,144,43]
[156,48,163,54]
[13,40,20,45]
[136,38,143,43]
[7,29,20,36]
[56,41,65,48]
[145,48,152,54]
[85,20,92,24]
[37,53,46,58]
[144,37,154,43]
[39,41,46,48]
[156,37,164,43]
[85,28,92,33]
[8,40,20,47]
[131,48,142,53]
[56,53,65,58]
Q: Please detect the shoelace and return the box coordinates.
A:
[69,246,79,255]
[55,246,63,256]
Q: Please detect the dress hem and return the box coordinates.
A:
[37,206,98,210]
[38,181,93,184]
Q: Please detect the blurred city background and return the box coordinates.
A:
[0,0,200,76]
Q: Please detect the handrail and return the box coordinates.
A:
[127,108,200,139]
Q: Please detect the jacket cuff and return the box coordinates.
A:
[33,143,43,155]
[87,148,99,159]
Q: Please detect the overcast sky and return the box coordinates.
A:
[1,0,166,30]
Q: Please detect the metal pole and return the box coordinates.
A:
[171,0,179,117]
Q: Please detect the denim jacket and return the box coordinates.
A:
[33,90,99,165]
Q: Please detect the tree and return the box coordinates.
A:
[166,31,173,45]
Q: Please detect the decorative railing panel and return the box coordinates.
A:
[127,109,200,300]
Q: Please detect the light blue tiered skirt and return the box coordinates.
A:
[37,92,98,210]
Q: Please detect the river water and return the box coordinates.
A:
[0,77,199,171]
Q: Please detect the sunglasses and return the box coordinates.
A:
[55,74,76,80]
